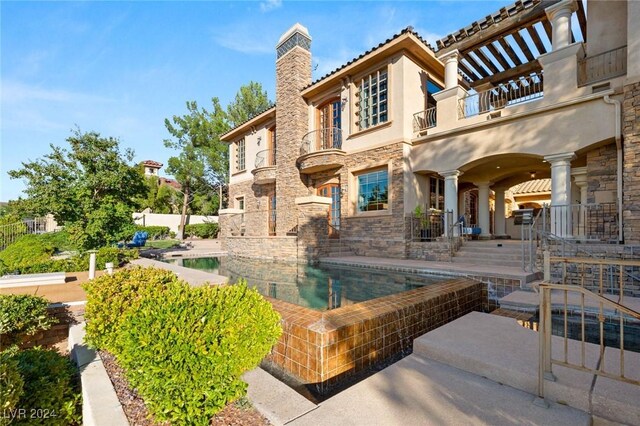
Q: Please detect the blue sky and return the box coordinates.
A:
[1,0,510,202]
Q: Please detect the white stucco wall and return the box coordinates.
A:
[228,119,275,186]
[586,0,627,57]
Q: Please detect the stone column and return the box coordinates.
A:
[545,152,576,237]
[493,186,507,237]
[295,195,331,262]
[441,50,460,90]
[545,0,578,50]
[441,170,461,236]
[571,167,588,239]
[275,24,312,236]
[623,81,640,243]
[475,182,492,239]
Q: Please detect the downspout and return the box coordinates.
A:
[603,94,623,243]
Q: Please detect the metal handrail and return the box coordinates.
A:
[458,71,544,119]
[300,127,343,155]
[578,45,627,87]
[255,149,276,169]
[447,213,464,259]
[537,282,640,405]
[521,209,543,272]
[413,106,437,132]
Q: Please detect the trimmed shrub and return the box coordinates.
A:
[0,350,24,425]
[134,225,170,240]
[0,295,56,348]
[115,281,281,425]
[184,222,218,239]
[83,267,184,353]
[0,235,56,271]
[13,347,81,425]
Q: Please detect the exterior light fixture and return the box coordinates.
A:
[530,171,536,179]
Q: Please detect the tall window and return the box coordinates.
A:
[236,196,245,210]
[357,169,389,212]
[429,177,444,211]
[268,126,276,166]
[234,139,245,172]
[356,69,388,130]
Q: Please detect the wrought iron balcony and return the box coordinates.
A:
[300,127,343,156]
[252,149,276,185]
[413,106,437,132]
[458,71,544,119]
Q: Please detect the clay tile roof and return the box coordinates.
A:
[303,26,435,91]
[143,160,163,168]
[220,104,276,140]
[511,178,551,195]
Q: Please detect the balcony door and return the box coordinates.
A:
[318,183,341,238]
[268,193,276,236]
[317,98,341,150]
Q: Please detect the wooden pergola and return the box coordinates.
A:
[435,0,587,89]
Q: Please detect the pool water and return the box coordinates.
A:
[163,256,453,311]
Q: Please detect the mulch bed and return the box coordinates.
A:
[99,350,271,426]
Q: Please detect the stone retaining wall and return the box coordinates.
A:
[225,236,298,262]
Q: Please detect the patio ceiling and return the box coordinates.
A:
[435,0,587,88]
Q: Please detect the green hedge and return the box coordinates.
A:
[0,235,56,270]
[116,282,281,424]
[84,268,281,424]
[83,267,184,353]
[0,351,23,426]
[134,225,170,240]
[0,295,57,349]
[184,222,218,239]
[12,347,81,425]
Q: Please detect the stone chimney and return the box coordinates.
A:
[275,23,312,235]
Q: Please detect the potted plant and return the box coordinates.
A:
[414,206,431,241]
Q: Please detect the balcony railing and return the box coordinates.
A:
[458,71,544,119]
[300,127,342,156]
[255,149,276,169]
[413,106,437,132]
[578,45,627,87]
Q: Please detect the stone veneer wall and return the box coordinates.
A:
[275,46,312,236]
[227,180,275,237]
[623,82,640,243]
[339,143,407,258]
[224,236,298,262]
[586,142,617,204]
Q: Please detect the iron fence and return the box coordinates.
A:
[0,217,52,250]
[410,210,446,242]
[413,106,437,132]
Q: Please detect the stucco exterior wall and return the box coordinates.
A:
[586,0,627,57]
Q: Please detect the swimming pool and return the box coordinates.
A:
[164,256,453,311]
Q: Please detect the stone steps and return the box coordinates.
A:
[413,311,640,425]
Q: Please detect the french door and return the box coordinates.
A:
[317,183,341,238]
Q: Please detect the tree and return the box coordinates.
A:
[226,81,272,127]
[8,129,147,249]
[164,100,228,239]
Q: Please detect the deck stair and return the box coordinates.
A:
[452,240,529,268]
[324,239,357,257]
[412,311,640,425]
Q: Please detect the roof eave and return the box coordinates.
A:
[220,107,276,142]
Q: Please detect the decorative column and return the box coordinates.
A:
[545,152,576,237]
[545,0,578,50]
[493,186,507,237]
[571,167,588,240]
[441,170,461,236]
[441,50,460,90]
[475,182,492,239]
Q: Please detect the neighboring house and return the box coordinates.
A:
[142,160,182,190]
[219,0,640,261]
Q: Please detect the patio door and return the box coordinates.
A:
[317,99,341,150]
[317,184,341,238]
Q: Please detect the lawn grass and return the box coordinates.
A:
[144,239,180,250]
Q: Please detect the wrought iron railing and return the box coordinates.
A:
[410,210,445,242]
[255,149,276,169]
[300,127,343,156]
[413,106,437,132]
[578,45,627,87]
[0,217,53,250]
[458,71,544,119]
[544,203,619,243]
[537,274,640,404]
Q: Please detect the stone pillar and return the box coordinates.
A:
[275,24,312,236]
[545,0,578,51]
[475,182,492,239]
[217,208,244,250]
[296,195,331,262]
[493,186,507,237]
[623,82,640,243]
[571,167,588,239]
[441,170,461,236]
[545,152,576,237]
[441,50,459,90]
